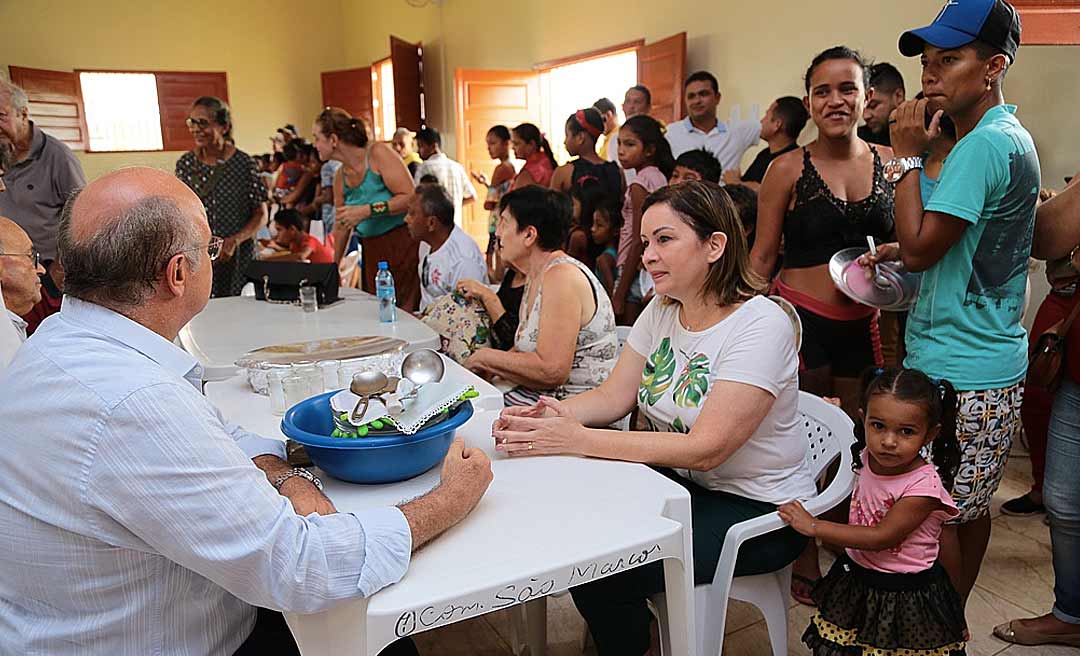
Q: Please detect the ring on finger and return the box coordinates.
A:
[527,442,534,451]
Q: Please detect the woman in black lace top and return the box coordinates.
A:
[750,46,895,412]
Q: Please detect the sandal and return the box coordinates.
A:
[994,620,1080,647]
[790,573,818,607]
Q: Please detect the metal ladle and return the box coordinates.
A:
[399,349,445,400]
[349,370,389,423]
[866,236,892,289]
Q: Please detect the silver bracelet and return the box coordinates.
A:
[272,468,323,492]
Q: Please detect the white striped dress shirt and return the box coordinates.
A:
[0,297,411,654]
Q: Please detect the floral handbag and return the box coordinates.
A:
[419,292,493,364]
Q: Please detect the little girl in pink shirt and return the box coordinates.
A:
[780,367,967,656]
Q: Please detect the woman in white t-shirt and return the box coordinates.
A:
[493,180,814,655]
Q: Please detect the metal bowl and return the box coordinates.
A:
[828,247,921,311]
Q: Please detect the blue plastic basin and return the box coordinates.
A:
[281,391,474,484]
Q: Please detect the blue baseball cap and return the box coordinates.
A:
[899,0,1021,62]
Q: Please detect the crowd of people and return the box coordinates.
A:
[1,0,1079,654]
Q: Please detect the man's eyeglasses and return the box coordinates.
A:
[0,250,40,268]
[185,117,212,130]
[179,236,224,262]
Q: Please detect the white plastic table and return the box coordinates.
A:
[204,394,698,656]
[179,289,440,377]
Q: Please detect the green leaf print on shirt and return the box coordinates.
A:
[639,337,676,405]
[673,351,710,408]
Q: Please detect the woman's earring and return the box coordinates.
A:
[985,77,993,91]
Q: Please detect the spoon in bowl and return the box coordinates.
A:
[349,370,389,423]
[399,349,445,400]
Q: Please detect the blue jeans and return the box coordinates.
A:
[1046,378,1080,624]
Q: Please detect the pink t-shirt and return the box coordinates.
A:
[617,165,668,267]
[846,451,958,574]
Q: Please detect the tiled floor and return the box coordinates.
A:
[409,444,1064,655]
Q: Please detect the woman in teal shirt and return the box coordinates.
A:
[314,108,419,310]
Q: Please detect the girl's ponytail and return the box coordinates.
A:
[931,379,961,491]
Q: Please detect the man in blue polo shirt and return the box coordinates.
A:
[870,0,1038,619]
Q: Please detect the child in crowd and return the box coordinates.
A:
[568,177,609,269]
[589,199,622,298]
[405,183,488,312]
[259,209,335,264]
[613,115,674,324]
[670,148,722,184]
[779,367,967,656]
[724,183,759,248]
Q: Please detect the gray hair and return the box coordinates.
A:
[58,192,202,309]
[0,80,28,114]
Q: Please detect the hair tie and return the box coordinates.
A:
[575,110,603,138]
[577,174,599,184]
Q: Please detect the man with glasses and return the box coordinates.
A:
[0,80,86,324]
[0,167,493,655]
[0,216,43,341]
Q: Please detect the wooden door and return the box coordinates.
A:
[637,32,686,124]
[390,36,424,132]
[321,67,374,140]
[454,68,541,243]
[155,71,228,151]
[8,66,88,150]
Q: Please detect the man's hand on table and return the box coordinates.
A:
[400,439,493,552]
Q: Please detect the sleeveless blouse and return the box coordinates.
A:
[782,147,895,269]
[505,256,618,404]
[341,150,406,239]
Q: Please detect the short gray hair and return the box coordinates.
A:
[59,193,202,309]
[0,80,28,114]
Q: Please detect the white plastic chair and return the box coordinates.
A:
[652,392,855,656]
[339,251,360,289]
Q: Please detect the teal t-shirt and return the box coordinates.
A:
[904,105,1039,391]
[342,168,406,239]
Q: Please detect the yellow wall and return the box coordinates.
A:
[3,1,1075,186]
[341,0,1078,187]
[0,0,347,181]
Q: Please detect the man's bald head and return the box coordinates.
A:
[0,216,42,315]
[68,167,205,243]
[59,167,209,310]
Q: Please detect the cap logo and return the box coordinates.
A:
[936,0,961,21]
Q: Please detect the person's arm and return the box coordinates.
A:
[280,169,317,207]
[1033,174,1080,260]
[611,183,648,316]
[465,264,584,388]
[597,254,617,296]
[331,168,350,263]
[496,376,775,470]
[398,439,493,551]
[461,168,478,205]
[86,385,410,613]
[510,169,535,191]
[566,229,589,264]
[888,100,977,272]
[749,154,794,279]
[550,163,572,192]
[778,496,941,551]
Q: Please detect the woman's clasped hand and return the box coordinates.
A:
[491,396,584,456]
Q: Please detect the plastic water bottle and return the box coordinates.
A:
[375,261,397,323]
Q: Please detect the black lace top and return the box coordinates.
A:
[782,147,895,269]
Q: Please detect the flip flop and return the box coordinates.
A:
[790,573,818,607]
[993,620,1080,647]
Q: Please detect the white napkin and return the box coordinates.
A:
[329,378,474,435]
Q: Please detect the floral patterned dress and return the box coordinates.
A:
[176,149,265,297]
[504,256,618,406]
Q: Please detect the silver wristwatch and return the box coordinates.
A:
[272,468,324,491]
[883,156,925,184]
